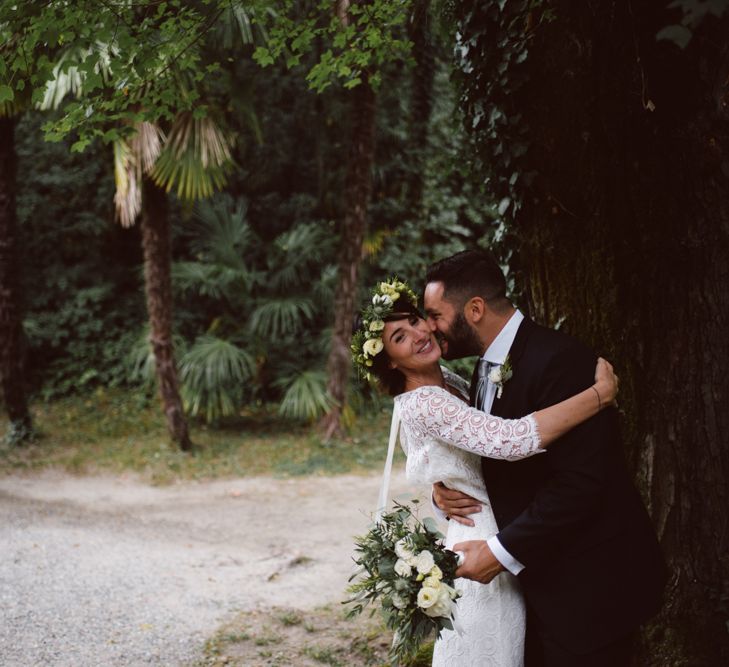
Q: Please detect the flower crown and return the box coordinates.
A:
[351,278,419,381]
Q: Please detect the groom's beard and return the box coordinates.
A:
[439,313,482,360]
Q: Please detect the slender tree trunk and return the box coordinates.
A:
[320,80,377,438]
[460,3,729,664]
[406,0,435,215]
[0,116,32,444]
[140,177,192,451]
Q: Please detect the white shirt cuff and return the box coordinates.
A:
[431,492,449,523]
[487,535,525,575]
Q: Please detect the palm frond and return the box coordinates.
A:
[150,112,235,201]
[179,335,255,422]
[274,370,334,422]
[265,222,336,290]
[39,62,83,111]
[113,137,141,228]
[172,261,250,299]
[192,195,255,269]
[248,298,315,338]
[113,122,165,227]
[131,121,164,173]
[38,43,116,111]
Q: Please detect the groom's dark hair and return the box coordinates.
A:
[425,249,511,313]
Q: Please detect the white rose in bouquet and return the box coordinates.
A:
[423,585,456,618]
[414,550,435,574]
[394,558,412,578]
[394,538,414,562]
[416,586,439,610]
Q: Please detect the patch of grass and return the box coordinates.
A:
[221,631,251,643]
[302,645,345,665]
[0,388,400,483]
[277,610,304,627]
[198,605,391,667]
[254,634,281,647]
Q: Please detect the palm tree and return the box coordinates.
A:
[113,114,236,450]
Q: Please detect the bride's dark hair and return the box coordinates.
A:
[362,301,423,396]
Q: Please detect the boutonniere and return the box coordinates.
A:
[489,355,513,399]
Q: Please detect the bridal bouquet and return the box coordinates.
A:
[345,502,461,665]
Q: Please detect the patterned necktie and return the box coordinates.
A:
[475,359,495,412]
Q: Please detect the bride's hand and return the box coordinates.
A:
[594,357,619,407]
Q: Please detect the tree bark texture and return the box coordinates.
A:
[321,81,377,438]
[0,116,32,443]
[472,3,729,664]
[140,177,192,451]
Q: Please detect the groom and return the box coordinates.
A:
[424,250,666,666]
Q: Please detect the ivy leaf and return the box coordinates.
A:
[0,85,15,103]
[252,47,275,67]
[71,138,91,152]
[656,24,692,49]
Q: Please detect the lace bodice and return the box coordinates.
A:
[394,369,541,504]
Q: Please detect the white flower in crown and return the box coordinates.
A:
[369,319,385,332]
[379,282,402,301]
[363,338,384,357]
[372,293,393,308]
[489,355,513,399]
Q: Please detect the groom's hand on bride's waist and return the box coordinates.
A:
[432,482,481,527]
[453,540,505,584]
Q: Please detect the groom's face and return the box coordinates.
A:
[424,281,482,360]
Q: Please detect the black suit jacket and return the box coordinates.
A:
[474,317,666,654]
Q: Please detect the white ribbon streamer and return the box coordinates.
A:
[375,404,400,523]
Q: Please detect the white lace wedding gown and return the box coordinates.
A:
[394,368,541,667]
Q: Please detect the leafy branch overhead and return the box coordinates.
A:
[0,0,266,144]
[251,0,415,91]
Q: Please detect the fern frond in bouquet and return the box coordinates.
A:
[345,501,461,665]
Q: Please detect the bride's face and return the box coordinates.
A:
[382,314,441,372]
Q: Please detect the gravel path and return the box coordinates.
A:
[0,470,428,666]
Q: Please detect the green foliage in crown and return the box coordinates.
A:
[351,278,418,381]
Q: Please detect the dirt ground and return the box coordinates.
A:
[0,469,433,666]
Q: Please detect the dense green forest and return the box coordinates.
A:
[6,3,486,430]
[2,1,728,664]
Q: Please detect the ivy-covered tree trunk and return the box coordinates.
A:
[456,1,728,664]
[140,177,192,451]
[0,116,32,444]
[320,80,377,438]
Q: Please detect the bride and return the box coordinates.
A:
[352,279,618,667]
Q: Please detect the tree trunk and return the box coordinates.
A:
[406,0,436,216]
[491,3,726,664]
[140,177,192,451]
[320,80,377,439]
[0,116,32,444]
[456,2,729,663]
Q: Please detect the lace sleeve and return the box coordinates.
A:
[398,386,542,461]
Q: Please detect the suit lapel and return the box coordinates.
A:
[490,316,535,414]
